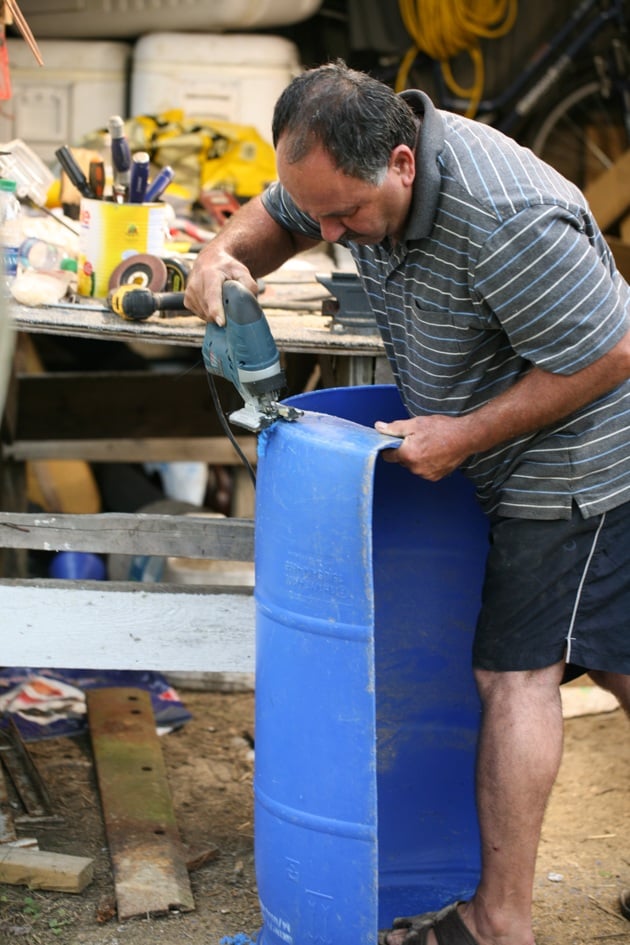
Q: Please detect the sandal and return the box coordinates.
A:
[379,901,480,945]
[620,889,630,921]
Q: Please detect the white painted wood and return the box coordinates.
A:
[0,582,255,672]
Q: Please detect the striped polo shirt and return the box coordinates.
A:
[262,90,630,520]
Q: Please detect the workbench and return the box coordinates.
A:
[0,267,388,675]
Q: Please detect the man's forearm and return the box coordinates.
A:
[378,328,630,480]
[459,334,630,458]
[198,195,317,279]
[185,196,319,322]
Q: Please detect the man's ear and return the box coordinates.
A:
[390,144,415,186]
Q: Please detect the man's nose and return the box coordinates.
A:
[319,218,346,242]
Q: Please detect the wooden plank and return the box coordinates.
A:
[0,581,255,672]
[88,687,194,919]
[9,370,242,441]
[9,301,384,356]
[2,436,258,463]
[0,846,93,893]
[0,512,255,559]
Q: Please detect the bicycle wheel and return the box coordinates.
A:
[523,78,629,189]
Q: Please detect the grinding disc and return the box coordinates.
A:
[108,254,168,292]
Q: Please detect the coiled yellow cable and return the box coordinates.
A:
[396,0,518,117]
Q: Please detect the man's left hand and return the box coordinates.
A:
[375,415,471,480]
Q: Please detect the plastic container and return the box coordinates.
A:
[18,237,67,271]
[254,385,489,944]
[49,551,107,581]
[0,40,131,164]
[130,33,301,144]
[77,198,167,298]
[0,179,23,286]
[16,0,323,38]
[10,258,77,306]
[0,140,56,206]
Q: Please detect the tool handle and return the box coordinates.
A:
[55,145,95,199]
[145,166,174,203]
[129,152,150,204]
[109,287,189,321]
[88,159,105,199]
[152,291,187,312]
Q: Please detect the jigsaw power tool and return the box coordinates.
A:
[202,280,302,432]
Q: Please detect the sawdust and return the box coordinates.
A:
[0,687,628,945]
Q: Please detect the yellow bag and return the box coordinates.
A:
[123,110,277,200]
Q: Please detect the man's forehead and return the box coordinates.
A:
[277,146,376,215]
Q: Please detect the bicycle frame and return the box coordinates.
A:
[431,0,628,134]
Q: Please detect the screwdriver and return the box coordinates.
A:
[108,115,131,199]
[88,159,105,199]
[55,145,96,199]
[129,152,150,203]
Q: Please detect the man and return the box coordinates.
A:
[185,61,630,945]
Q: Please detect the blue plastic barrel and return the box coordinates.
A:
[254,385,489,945]
[49,550,106,581]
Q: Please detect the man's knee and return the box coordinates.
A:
[474,661,566,705]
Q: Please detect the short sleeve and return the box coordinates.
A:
[473,205,629,374]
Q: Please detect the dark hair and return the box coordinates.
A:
[272,60,418,184]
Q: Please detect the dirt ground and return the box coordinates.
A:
[0,683,628,945]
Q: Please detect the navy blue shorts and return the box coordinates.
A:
[473,501,630,676]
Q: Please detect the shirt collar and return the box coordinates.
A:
[399,90,444,242]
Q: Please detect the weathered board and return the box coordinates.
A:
[0,846,94,893]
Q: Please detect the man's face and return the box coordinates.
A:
[276,137,415,245]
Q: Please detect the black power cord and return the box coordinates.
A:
[205,372,257,489]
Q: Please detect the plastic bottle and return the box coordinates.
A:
[0,178,23,287]
[18,236,67,272]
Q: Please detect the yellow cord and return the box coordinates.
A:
[396,0,518,117]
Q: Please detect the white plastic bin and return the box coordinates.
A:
[0,40,131,163]
[130,33,301,144]
[16,0,322,38]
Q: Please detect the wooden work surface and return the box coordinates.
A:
[8,262,384,356]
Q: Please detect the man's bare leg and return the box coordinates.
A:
[460,661,566,945]
[385,660,566,945]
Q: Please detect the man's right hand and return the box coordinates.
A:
[184,249,259,325]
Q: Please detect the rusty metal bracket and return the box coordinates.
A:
[0,763,17,843]
[0,716,53,819]
[88,687,194,920]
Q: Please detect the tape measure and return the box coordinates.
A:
[163,257,190,292]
